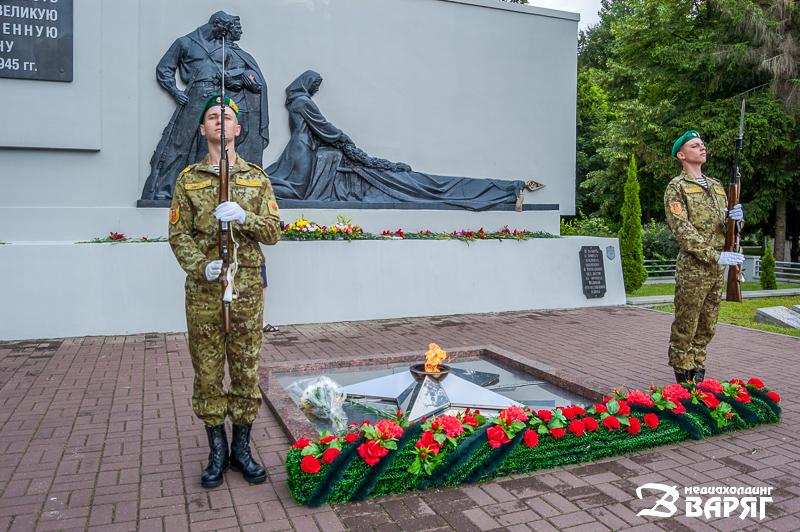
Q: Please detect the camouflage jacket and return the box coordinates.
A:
[664,171,727,265]
[168,154,281,280]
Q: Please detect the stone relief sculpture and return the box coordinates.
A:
[267,70,543,211]
[140,11,269,203]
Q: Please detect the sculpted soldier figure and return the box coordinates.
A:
[664,130,744,383]
[142,11,269,202]
[169,94,281,488]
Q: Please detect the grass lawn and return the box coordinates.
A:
[628,282,797,297]
[653,296,800,338]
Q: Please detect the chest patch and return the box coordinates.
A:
[235,177,262,187]
[185,179,212,191]
[684,185,704,194]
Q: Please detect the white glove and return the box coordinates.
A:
[205,259,223,281]
[214,201,246,224]
[724,204,744,221]
[718,252,745,266]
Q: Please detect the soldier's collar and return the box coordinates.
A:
[195,153,245,175]
[680,171,708,183]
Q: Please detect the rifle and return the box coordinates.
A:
[724,99,745,302]
[218,32,237,332]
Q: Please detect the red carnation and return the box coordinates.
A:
[662,383,691,402]
[560,406,576,420]
[357,440,390,466]
[415,430,441,455]
[602,416,620,431]
[438,415,465,437]
[486,425,511,448]
[735,387,751,403]
[594,403,608,414]
[567,419,585,436]
[698,379,723,394]
[321,447,340,465]
[626,417,641,435]
[550,427,566,439]
[536,410,553,422]
[300,454,321,474]
[643,413,659,429]
[292,437,311,449]
[375,419,404,439]
[729,378,745,386]
[626,390,654,407]
[747,378,765,389]
[499,406,528,423]
[766,391,781,403]
[344,433,359,443]
[670,403,686,415]
[582,417,600,432]
[523,429,539,448]
[617,400,631,416]
[462,414,479,427]
[319,434,338,445]
[571,405,587,417]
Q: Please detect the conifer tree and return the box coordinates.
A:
[760,240,777,290]
[620,154,648,293]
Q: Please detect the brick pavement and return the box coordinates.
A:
[0,305,798,531]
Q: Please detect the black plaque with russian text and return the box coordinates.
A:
[0,0,72,81]
[579,245,606,299]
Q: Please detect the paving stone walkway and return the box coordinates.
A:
[1,305,798,531]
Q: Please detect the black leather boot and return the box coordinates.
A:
[230,424,267,484]
[694,368,705,382]
[202,424,229,489]
[674,369,690,383]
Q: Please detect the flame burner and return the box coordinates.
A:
[410,363,450,382]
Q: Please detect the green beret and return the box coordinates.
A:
[671,130,701,158]
[199,94,239,124]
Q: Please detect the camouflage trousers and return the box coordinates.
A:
[185,266,263,427]
[668,252,724,371]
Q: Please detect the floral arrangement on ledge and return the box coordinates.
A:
[280,216,557,242]
[286,377,781,507]
[281,215,366,241]
[79,232,167,244]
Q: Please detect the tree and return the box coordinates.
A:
[760,240,778,289]
[619,154,648,292]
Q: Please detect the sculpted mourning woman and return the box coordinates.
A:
[267,70,541,211]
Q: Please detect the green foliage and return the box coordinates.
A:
[760,242,777,289]
[642,219,679,260]
[560,213,616,237]
[620,154,648,292]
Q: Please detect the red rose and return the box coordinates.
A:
[582,417,599,432]
[300,454,321,474]
[602,416,620,431]
[698,379,723,394]
[643,413,659,429]
[626,417,641,435]
[523,429,539,448]
[670,403,686,415]
[462,414,479,427]
[594,403,608,414]
[357,439,390,466]
[550,427,566,439]
[747,378,765,389]
[415,430,441,455]
[766,391,781,403]
[567,419,585,436]
[319,435,338,445]
[699,391,720,410]
[292,437,311,449]
[536,410,553,422]
[626,390,654,407]
[344,433,359,443]
[617,400,631,416]
[499,406,528,424]
[486,425,511,448]
[321,447,340,465]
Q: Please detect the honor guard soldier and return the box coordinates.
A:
[664,130,744,383]
[169,94,281,488]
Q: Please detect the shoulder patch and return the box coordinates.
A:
[185,179,212,191]
[670,202,683,215]
[235,177,262,187]
[268,199,280,216]
[183,166,192,173]
[169,206,180,224]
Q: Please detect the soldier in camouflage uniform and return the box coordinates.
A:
[169,94,281,488]
[664,130,744,383]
